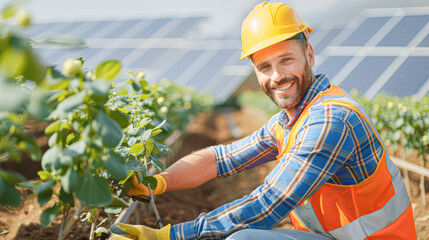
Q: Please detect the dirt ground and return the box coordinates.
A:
[1,106,429,239]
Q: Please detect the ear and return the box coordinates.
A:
[305,43,315,68]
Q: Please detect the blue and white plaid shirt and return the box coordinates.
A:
[170,74,383,240]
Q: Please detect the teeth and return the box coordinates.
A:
[276,83,293,91]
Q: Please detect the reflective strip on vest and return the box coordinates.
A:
[277,85,415,239]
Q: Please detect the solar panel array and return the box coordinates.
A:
[312,7,429,98]
[24,17,251,103]
[24,7,429,104]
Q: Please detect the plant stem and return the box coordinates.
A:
[89,207,101,240]
[59,202,83,240]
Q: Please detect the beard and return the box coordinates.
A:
[263,62,314,110]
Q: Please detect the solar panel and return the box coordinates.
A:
[164,17,203,38]
[129,48,169,68]
[78,22,111,38]
[418,33,429,47]
[150,49,182,71]
[104,20,140,38]
[132,19,171,38]
[314,56,353,79]
[377,15,429,46]
[187,49,236,90]
[341,17,391,46]
[85,21,116,38]
[380,57,429,97]
[339,56,395,94]
[210,75,243,102]
[24,23,56,38]
[162,50,204,81]
[312,28,343,54]
[108,48,135,61]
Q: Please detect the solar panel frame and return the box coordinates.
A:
[377,15,429,46]
[339,56,396,94]
[379,56,429,97]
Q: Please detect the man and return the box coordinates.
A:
[111,2,416,239]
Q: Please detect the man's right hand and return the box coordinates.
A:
[127,175,167,198]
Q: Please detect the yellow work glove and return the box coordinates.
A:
[109,223,171,240]
[127,175,167,198]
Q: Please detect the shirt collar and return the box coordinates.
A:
[277,73,331,128]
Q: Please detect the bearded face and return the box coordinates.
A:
[252,40,315,116]
[262,61,313,109]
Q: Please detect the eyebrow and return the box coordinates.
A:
[254,52,295,69]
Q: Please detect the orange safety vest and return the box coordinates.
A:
[275,85,416,239]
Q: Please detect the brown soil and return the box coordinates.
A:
[1,106,429,239]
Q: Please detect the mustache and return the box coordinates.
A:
[268,76,299,88]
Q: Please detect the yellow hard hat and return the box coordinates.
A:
[240,2,313,59]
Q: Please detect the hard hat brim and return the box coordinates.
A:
[241,31,305,60]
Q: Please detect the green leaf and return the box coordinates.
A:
[150,128,162,137]
[28,90,55,119]
[142,176,157,190]
[60,167,80,194]
[0,78,29,112]
[117,175,132,198]
[17,181,35,189]
[116,147,130,159]
[84,80,110,103]
[95,60,121,80]
[37,170,52,181]
[130,142,144,155]
[105,151,127,181]
[49,91,85,119]
[1,4,16,19]
[37,188,53,207]
[137,129,151,141]
[0,177,22,207]
[35,180,56,207]
[41,204,60,227]
[77,171,112,207]
[104,207,122,214]
[128,127,140,136]
[107,109,130,128]
[104,196,129,208]
[95,227,109,237]
[66,133,78,145]
[41,146,63,171]
[395,118,405,128]
[150,155,165,172]
[138,117,151,128]
[153,142,170,153]
[59,187,75,207]
[153,119,166,130]
[0,170,26,184]
[93,111,123,148]
[125,160,146,171]
[144,140,154,158]
[128,137,137,147]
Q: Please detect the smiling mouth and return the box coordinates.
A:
[273,82,294,92]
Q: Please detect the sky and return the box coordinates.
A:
[7,0,356,37]
[3,0,428,38]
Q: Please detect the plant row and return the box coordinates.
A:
[0,4,213,238]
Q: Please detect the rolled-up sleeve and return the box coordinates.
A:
[209,113,280,178]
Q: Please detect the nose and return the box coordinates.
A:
[271,67,284,83]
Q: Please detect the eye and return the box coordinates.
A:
[281,57,292,63]
[258,64,270,72]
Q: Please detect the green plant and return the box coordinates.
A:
[352,91,429,163]
[0,3,213,239]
